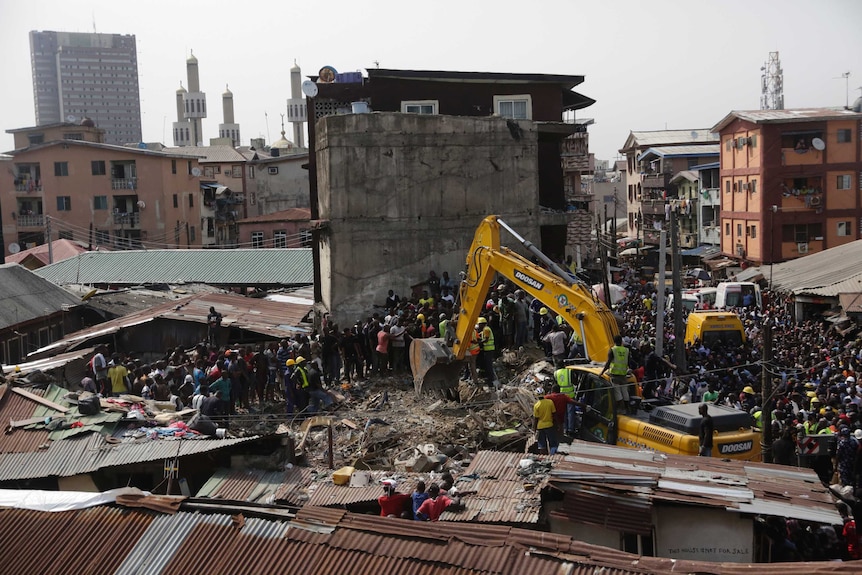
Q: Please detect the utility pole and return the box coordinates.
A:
[655,230,667,357]
[45,216,53,264]
[761,321,774,463]
[670,210,686,372]
[596,221,612,310]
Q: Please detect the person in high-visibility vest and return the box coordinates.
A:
[599,334,631,414]
[555,367,581,435]
[476,317,500,388]
[464,324,481,383]
[291,356,310,412]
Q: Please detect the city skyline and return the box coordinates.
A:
[1,0,860,159]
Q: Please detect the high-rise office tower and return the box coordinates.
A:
[29,30,143,145]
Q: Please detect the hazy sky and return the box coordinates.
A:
[1,0,860,160]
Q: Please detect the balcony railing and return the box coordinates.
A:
[15,182,42,192]
[111,178,138,190]
[113,212,141,226]
[17,214,45,227]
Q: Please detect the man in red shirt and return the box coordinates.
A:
[544,384,581,436]
[415,483,463,521]
[378,480,411,518]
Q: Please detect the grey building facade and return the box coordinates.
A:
[29,30,142,146]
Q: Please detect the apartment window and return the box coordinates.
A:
[188,194,194,208]
[57,196,72,211]
[251,231,264,248]
[54,162,69,177]
[838,221,852,236]
[750,180,757,194]
[300,229,312,247]
[173,194,179,208]
[401,100,438,114]
[274,230,287,248]
[204,166,214,177]
[725,222,731,235]
[231,166,242,178]
[63,133,84,141]
[91,160,106,175]
[746,224,757,239]
[737,223,743,236]
[248,166,255,179]
[171,159,177,174]
[837,129,852,143]
[725,180,731,194]
[190,226,196,242]
[94,195,108,210]
[58,230,74,240]
[187,161,193,175]
[837,175,852,190]
[28,134,44,145]
[782,223,822,243]
[493,95,532,119]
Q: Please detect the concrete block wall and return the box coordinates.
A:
[316,112,540,325]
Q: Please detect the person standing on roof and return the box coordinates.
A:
[206,307,223,346]
[698,403,714,457]
[599,334,631,415]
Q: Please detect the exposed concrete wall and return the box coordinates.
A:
[316,112,540,325]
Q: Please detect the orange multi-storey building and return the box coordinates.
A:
[2,122,204,255]
[712,108,862,264]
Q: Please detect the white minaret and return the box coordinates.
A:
[286,60,307,148]
[219,85,241,147]
[183,51,207,146]
[172,82,190,146]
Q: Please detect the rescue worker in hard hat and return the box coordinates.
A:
[538,307,555,358]
[599,334,632,415]
[476,316,500,388]
[291,356,310,412]
[284,358,296,414]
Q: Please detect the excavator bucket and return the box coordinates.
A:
[409,337,464,397]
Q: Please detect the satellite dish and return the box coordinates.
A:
[191,167,202,177]
[8,243,20,254]
[66,114,77,123]
[690,130,699,139]
[136,200,146,209]
[301,80,319,98]
[811,138,825,151]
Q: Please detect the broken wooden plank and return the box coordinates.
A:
[340,418,358,430]
[11,387,69,413]
[9,415,64,428]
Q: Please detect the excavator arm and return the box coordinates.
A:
[410,215,620,395]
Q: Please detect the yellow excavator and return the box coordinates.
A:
[410,215,761,461]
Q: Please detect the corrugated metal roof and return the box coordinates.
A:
[712,108,862,132]
[765,239,862,297]
[0,385,51,453]
[5,239,91,267]
[237,207,311,224]
[305,470,424,507]
[620,129,718,152]
[163,145,248,163]
[34,248,313,286]
[638,144,720,160]
[0,432,261,481]
[0,263,81,330]
[549,441,841,526]
[31,291,313,358]
[196,466,316,505]
[2,500,861,574]
[1,346,94,378]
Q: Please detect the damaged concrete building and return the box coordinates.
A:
[306,69,596,324]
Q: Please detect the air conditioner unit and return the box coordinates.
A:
[797,242,809,254]
[746,137,753,146]
[742,183,750,191]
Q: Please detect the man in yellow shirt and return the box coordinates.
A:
[533,387,558,454]
[107,355,130,396]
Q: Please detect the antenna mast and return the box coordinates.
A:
[760,52,784,110]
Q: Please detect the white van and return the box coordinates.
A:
[687,287,717,309]
[715,282,761,310]
[666,293,698,312]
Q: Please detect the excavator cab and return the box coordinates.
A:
[569,367,618,445]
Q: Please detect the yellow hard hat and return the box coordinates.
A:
[805,390,816,398]
[286,359,296,367]
[295,356,306,364]
[742,386,755,395]
[477,317,487,324]
[417,314,425,321]
[539,307,548,316]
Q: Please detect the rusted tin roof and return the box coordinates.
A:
[1,499,861,574]
[0,385,50,453]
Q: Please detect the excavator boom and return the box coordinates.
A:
[411,215,620,395]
